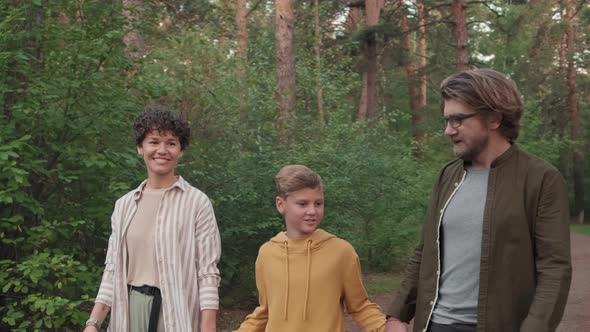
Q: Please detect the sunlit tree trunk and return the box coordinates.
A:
[558,33,567,79]
[417,0,427,110]
[275,0,296,144]
[346,3,362,32]
[236,0,249,121]
[357,0,384,120]
[401,9,423,158]
[565,0,585,224]
[453,0,469,71]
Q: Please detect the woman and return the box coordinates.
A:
[83,106,221,332]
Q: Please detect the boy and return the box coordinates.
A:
[235,165,385,332]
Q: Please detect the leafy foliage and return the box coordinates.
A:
[0,0,588,329]
[0,1,138,329]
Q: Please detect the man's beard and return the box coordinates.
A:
[454,135,489,162]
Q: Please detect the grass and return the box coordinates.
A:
[571,223,590,236]
[363,272,402,298]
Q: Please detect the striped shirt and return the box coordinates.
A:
[95,176,221,331]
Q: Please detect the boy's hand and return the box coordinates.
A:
[384,318,410,332]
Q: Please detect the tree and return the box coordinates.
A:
[315,0,325,127]
[417,0,427,111]
[565,0,585,224]
[122,0,146,59]
[357,0,384,120]
[236,0,249,121]
[346,2,363,32]
[400,5,423,157]
[275,0,296,143]
[453,0,469,71]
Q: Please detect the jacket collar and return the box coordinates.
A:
[132,176,188,200]
[490,143,518,168]
[461,143,518,170]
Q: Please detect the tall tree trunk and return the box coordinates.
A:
[347,3,362,114]
[558,34,567,79]
[275,0,296,144]
[122,0,146,59]
[236,0,249,121]
[453,0,469,71]
[400,9,423,158]
[357,0,384,120]
[346,4,362,32]
[417,0,427,110]
[565,0,585,224]
[314,0,325,127]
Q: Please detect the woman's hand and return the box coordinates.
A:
[199,309,217,332]
[83,303,109,332]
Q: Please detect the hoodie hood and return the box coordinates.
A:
[269,229,336,251]
[268,229,336,321]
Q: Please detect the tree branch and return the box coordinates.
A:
[246,0,265,17]
[478,1,503,18]
[467,19,493,27]
[347,1,365,9]
[428,2,452,12]
[571,0,588,21]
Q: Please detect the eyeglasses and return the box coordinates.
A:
[443,113,479,129]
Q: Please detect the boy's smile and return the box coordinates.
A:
[276,187,325,239]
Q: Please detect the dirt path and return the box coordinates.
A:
[345,231,590,332]
[557,231,590,332]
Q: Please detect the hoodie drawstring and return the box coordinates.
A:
[303,240,312,321]
[283,241,289,321]
[283,239,313,321]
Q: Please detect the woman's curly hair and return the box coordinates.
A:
[133,105,190,150]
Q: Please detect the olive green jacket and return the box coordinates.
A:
[387,145,571,332]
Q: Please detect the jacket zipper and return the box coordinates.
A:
[423,170,467,332]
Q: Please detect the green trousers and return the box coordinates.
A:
[128,289,165,332]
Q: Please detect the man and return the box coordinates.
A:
[385,69,571,332]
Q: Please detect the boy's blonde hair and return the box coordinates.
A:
[275,165,323,198]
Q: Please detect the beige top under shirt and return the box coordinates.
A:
[126,187,165,288]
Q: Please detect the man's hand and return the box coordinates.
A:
[384,318,410,332]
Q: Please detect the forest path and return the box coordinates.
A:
[556,231,590,332]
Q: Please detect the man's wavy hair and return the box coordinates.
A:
[133,105,190,150]
[440,69,523,142]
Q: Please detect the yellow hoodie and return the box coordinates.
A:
[235,229,385,332]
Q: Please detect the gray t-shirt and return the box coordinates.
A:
[432,166,489,325]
